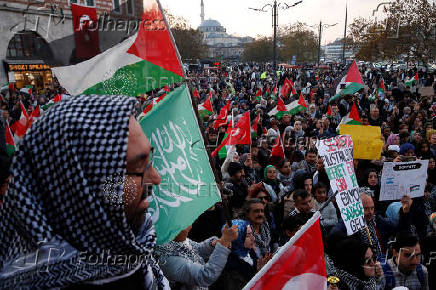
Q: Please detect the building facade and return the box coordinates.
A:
[321,38,355,62]
[198,0,252,60]
[0,0,142,92]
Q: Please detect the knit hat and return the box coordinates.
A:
[399,143,415,155]
[228,162,244,177]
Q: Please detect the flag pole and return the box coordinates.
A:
[365,227,373,246]
[318,190,339,212]
[242,211,322,290]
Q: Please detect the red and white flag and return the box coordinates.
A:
[228,111,251,145]
[71,3,100,59]
[213,100,231,129]
[244,212,327,290]
[270,134,285,159]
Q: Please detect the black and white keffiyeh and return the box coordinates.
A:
[335,269,377,290]
[0,95,168,289]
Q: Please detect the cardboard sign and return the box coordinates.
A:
[316,135,365,235]
[340,124,383,160]
[380,160,429,201]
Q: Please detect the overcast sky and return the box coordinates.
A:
[161,0,390,44]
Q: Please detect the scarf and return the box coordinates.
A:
[336,269,377,290]
[154,239,204,265]
[251,223,271,257]
[0,95,167,289]
[359,218,382,258]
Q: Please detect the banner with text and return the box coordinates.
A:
[316,135,365,235]
[139,84,221,245]
[380,160,428,201]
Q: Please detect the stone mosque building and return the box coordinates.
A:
[197,0,253,60]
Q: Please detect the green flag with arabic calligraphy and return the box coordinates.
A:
[139,84,221,245]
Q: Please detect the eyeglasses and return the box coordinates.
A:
[126,147,155,200]
[364,256,376,265]
[258,196,271,201]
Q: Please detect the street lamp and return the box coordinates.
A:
[249,0,303,70]
[305,22,337,66]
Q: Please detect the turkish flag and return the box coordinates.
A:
[72,3,100,59]
[213,100,230,129]
[228,111,251,145]
[245,213,327,290]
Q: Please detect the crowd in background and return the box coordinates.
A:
[1,61,436,289]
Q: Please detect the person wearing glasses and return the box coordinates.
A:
[383,231,429,290]
[0,95,168,289]
[328,238,384,290]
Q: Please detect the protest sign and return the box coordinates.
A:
[139,84,221,245]
[379,160,428,201]
[339,124,383,160]
[316,135,365,235]
[419,86,434,97]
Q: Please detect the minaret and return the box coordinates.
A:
[200,0,205,23]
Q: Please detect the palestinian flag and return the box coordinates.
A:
[330,60,364,102]
[192,87,200,99]
[52,0,184,96]
[138,93,167,121]
[0,82,13,92]
[268,97,288,119]
[41,94,64,110]
[405,73,419,87]
[327,104,332,117]
[251,113,261,138]
[5,122,15,157]
[287,93,308,116]
[10,101,29,138]
[19,85,32,95]
[339,102,361,126]
[255,88,262,101]
[377,79,386,97]
[271,82,278,100]
[198,94,214,119]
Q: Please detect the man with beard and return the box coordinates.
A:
[291,147,318,177]
[0,96,168,289]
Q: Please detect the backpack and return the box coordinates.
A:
[382,261,425,289]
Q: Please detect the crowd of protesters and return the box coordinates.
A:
[1,61,436,289]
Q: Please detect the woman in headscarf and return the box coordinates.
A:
[0,95,168,289]
[331,238,384,290]
[361,168,388,215]
[262,165,284,203]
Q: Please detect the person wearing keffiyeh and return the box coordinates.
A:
[0,95,169,289]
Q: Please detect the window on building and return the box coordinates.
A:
[127,0,134,15]
[69,0,94,6]
[113,0,121,12]
[6,31,54,61]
